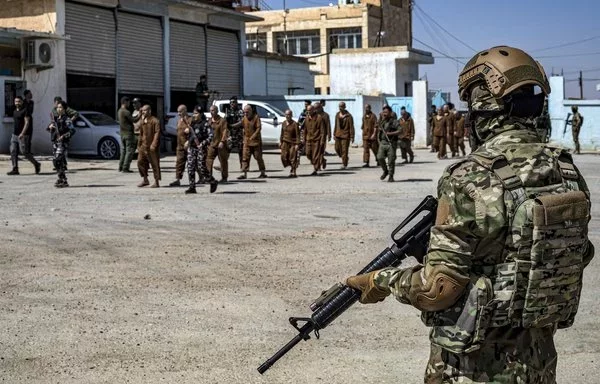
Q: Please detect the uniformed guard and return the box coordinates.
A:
[184,106,218,194]
[376,105,400,182]
[296,99,311,165]
[361,104,378,168]
[47,101,76,187]
[226,96,244,169]
[279,109,300,178]
[346,46,594,384]
[333,101,354,169]
[570,105,583,154]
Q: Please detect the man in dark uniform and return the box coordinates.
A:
[376,105,400,182]
[226,96,244,169]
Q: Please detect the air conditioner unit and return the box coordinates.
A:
[25,39,55,68]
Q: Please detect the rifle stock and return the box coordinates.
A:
[563,112,572,137]
[257,195,438,374]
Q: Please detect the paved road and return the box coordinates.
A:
[0,146,598,383]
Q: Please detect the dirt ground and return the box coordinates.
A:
[1,146,599,384]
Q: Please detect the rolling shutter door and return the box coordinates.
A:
[170,21,206,91]
[117,12,163,94]
[207,28,240,98]
[65,2,116,76]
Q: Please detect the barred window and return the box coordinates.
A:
[246,33,267,52]
[275,30,320,55]
[328,27,362,51]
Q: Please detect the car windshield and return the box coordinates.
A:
[82,113,118,126]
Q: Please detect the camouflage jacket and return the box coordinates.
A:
[377,127,594,353]
[226,107,244,147]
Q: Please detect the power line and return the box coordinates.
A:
[413,37,465,65]
[412,2,477,53]
[530,35,600,53]
[414,8,453,58]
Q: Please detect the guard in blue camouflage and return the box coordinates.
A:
[184,106,218,194]
[346,46,594,384]
[47,101,76,188]
[226,96,244,169]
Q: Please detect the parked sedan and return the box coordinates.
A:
[68,111,122,160]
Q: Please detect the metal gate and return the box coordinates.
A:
[65,2,116,76]
[170,21,206,91]
[117,12,163,94]
[207,28,240,98]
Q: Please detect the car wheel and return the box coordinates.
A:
[98,137,119,160]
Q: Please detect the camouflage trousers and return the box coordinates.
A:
[52,141,68,181]
[187,145,212,185]
[424,327,557,384]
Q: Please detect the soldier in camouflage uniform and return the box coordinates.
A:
[569,105,583,154]
[346,46,594,384]
[296,99,311,165]
[226,96,244,169]
[184,106,218,194]
[47,101,76,187]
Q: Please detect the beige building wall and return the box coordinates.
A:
[0,0,57,32]
[245,0,411,93]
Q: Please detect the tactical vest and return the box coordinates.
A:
[424,144,591,354]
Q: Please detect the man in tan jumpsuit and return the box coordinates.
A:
[303,104,327,176]
[454,111,467,157]
[170,104,189,186]
[361,104,378,168]
[238,105,267,180]
[398,107,415,164]
[206,105,229,182]
[279,109,300,178]
[137,105,161,188]
[432,108,447,159]
[334,101,355,169]
[317,101,331,170]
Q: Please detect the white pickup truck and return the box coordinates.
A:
[212,99,286,145]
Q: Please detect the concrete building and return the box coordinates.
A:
[0,0,259,153]
[245,0,423,95]
[243,50,314,96]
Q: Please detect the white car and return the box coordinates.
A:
[212,100,285,145]
[69,111,122,160]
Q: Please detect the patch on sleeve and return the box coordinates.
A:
[435,199,451,225]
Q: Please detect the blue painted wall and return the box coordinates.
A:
[548,77,600,151]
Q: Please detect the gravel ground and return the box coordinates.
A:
[0,145,599,384]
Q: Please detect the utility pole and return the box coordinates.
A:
[579,70,583,99]
[283,0,288,54]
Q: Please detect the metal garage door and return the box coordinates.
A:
[117,12,163,94]
[65,2,116,76]
[207,28,240,98]
[170,21,206,91]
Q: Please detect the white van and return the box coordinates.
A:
[211,99,286,145]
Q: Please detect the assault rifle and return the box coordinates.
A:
[563,113,572,138]
[257,195,438,374]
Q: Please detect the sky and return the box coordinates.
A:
[267,0,600,102]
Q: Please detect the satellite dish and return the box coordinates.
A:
[38,42,52,64]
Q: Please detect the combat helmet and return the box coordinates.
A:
[458,46,550,143]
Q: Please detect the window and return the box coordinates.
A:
[327,87,331,95]
[246,33,267,52]
[314,88,322,95]
[328,27,362,51]
[275,30,320,55]
[253,105,272,119]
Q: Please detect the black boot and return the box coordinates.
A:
[185,186,197,194]
[209,179,218,193]
[380,171,388,180]
[7,168,19,175]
